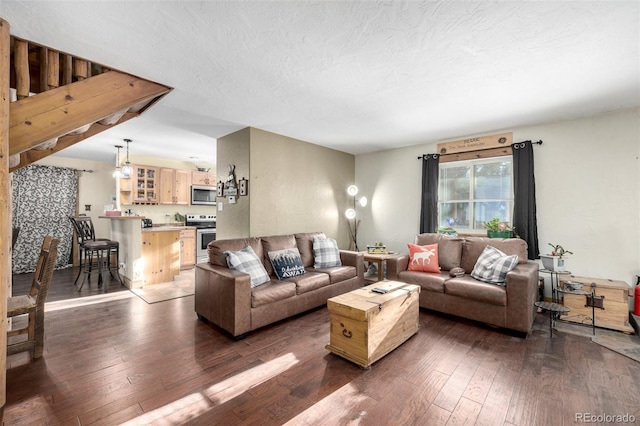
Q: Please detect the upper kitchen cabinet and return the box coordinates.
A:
[192,171,216,187]
[132,165,158,204]
[160,168,191,205]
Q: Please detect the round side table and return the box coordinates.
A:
[534,301,570,337]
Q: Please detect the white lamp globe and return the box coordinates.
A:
[359,196,368,207]
[345,208,356,219]
[347,185,359,196]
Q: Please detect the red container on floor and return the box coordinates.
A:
[634,284,640,316]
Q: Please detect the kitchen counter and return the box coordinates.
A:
[142,225,196,232]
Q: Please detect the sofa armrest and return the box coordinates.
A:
[195,263,252,337]
[386,254,409,281]
[340,250,365,280]
[505,261,540,333]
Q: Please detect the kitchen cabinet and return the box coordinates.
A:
[141,229,180,284]
[160,168,191,205]
[132,165,158,204]
[192,170,216,186]
[179,228,196,270]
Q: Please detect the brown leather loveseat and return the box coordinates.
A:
[386,233,539,335]
[195,232,364,338]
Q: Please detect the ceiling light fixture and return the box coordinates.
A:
[121,139,132,178]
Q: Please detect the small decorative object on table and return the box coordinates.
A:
[540,243,573,271]
[367,241,387,254]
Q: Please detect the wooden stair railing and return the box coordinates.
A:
[8,36,173,172]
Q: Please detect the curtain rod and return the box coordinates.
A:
[417,139,543,160]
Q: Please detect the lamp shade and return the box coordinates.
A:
[359,196,368,207]
[345,208,356,219]
[347,185,358,196]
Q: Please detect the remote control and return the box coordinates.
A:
[372,287,388,294]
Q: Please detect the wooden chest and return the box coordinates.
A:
[326,281,420,368]
[559,275,633,333]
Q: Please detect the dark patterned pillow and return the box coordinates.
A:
[313,237,342,269]
[224,246,270,288]
[470,245,518,285]
[268,248,306,280]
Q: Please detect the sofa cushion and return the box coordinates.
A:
[295,232,327,268]
[461,237,527,273]
[313,237,342,268]
[251,281,297,308]
[224,246,270,288]
[470,245,519,285]
[444,276,507,306]
[287,271,331,295]
[268,247,306,280]
[414,233,463,271]
[310,265,357,284]
[407,243,440,273]
[397,270,448,293]
[208,237,263,267]
[262,234,298,275]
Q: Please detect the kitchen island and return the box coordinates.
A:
[99,216,195,288]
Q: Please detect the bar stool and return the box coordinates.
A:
[68,216,122,290]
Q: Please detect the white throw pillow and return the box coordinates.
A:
[470,245,518,285]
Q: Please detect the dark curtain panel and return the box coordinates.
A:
[419,154,439,233]
[11,164,79,273]
[512,141,540,259]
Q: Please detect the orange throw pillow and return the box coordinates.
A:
[407,243,440,273]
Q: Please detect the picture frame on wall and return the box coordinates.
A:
[217,181,224,197]
[239,178,248,196]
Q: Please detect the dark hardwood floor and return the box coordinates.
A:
[5,270,640,425]
[12,265,129,302]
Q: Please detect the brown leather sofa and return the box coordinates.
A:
[386,233,539,335]
[195,232,364,338]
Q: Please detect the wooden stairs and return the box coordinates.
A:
[7,34,173,172]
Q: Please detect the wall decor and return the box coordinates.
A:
[437,132,513,155]
[239,177,248,196]
[217,180,224,197]
[223,164,238,197]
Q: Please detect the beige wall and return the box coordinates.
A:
[216,127,251,239]
[355,107,640,294]
[216,127,355,247]
[249,128,354,247]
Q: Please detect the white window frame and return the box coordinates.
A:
[438,155,514,233]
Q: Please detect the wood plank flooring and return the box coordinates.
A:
[5,269,640,425]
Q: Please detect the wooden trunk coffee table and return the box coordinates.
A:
[325,281,420,368]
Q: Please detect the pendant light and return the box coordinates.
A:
[113,144,123,178]
[121,138,132,178]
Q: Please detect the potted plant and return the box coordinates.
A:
[540,243,573,271]
[484,217,514,238]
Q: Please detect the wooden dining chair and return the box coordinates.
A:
[7,235,59,359]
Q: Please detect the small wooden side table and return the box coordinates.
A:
[362,252,399,283]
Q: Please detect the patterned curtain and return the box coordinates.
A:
[11,165,79,273]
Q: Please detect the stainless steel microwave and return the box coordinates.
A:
[191,185,217,205]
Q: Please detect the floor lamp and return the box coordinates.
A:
[345,185,367,251]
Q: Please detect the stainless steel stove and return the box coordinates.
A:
[186,214,216,263]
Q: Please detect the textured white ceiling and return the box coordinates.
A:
[2,1,639,165]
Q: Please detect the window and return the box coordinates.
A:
[438,156,513,232]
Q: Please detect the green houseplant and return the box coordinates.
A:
[484,218,514,238]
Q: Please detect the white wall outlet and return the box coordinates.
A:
[218,202,223,210]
